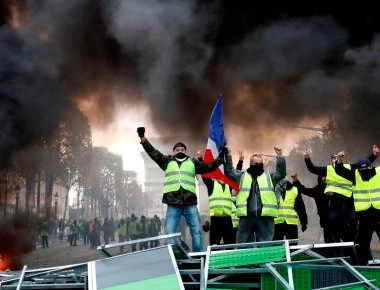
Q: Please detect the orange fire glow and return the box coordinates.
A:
[0,254,9,272]
[75,94,101,117]
[7,1,27,30]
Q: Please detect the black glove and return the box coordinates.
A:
[301,224,307,232]
[202,221,210,232]
[218,146,229,159]
[137,127,145,138]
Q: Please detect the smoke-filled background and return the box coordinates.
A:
[0,0,380,271]
[1,1,380,161]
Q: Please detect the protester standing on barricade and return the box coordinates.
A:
[224,146,286,243]
[137,126,226,252]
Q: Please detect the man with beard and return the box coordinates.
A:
[224,147,286,243]
[335,150,380,265]
[137,127,226,252]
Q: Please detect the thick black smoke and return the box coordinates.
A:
[1,1,380,158]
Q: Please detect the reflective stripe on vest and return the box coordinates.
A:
[236,171,278,217]
[209,181,232,216]
[325,164,352,197]
[231,203,239,228]
[164,159,196,194]
[275,187,299,225]
[353,167,380,211]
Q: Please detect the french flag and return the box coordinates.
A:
[202,95,239,191]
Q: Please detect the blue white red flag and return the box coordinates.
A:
[202,95,239,191]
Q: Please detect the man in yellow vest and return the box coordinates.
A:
[224,147,286,243]
[335,149,380,265]
[118,218,127,252]
[197,150,235,245]
[273,177,308,242]
[304,145,378,245]
[137,127,226,252]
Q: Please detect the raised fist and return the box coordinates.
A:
[238,151,244,161]
[137,127,145,138]
[304,149,311,159]
[219,146,229,159]
[274,147,282,155]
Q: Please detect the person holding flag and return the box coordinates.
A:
[196,149,236,246]
[136,127,228,252]
[224,148,286,243]
[202,95,239,191]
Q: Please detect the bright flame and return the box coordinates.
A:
[0,254,9,272]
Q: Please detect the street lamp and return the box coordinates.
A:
[15,184,20,215]
[54,192,58,219]
[81,197,84,220]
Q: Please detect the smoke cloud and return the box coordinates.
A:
[0,1,380,158]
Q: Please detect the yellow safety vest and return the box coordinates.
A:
[353,167,380,212]
[119,224,127,236]
[325,164,352,197]
[236,171,278,217]
[275,187,299,225]
[128,220,139,235]
[164,159,196,194]
[40,229,48,237]
[209,181,232,216]
[231,202,239,228]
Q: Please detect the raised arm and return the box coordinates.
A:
[224,150,243,184]
[193,146,226,174]
[236,151,244,170]
[138,127,170,170]
[304,149,328,176]
[350,145,379,169]
[270,147,287,185]
[335,154,356,184]
[196,148,215,195]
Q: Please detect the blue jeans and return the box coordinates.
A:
[165,205,203,252]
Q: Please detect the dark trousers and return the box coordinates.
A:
[326,195,357,243]
[82,232,89,244]
[210,216,235,245]
[70,233,78,246]
[356,207,380,265]
[150,240,159,248]
[237,216,275,243]
[130,234,139,252]
[42,236,49,248]
[119,234,126,252]
[273,222,298,241]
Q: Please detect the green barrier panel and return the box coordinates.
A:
[209,245,286,269]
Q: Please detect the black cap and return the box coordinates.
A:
[173,142,186,150]
[358,158,371,167]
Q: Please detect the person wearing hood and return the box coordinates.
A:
[224,147,286,243]
[291,173,330,243]
[137,127,226,252]
[303,145,378,246]
[273,176,308,242]
[335,149,380,266]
